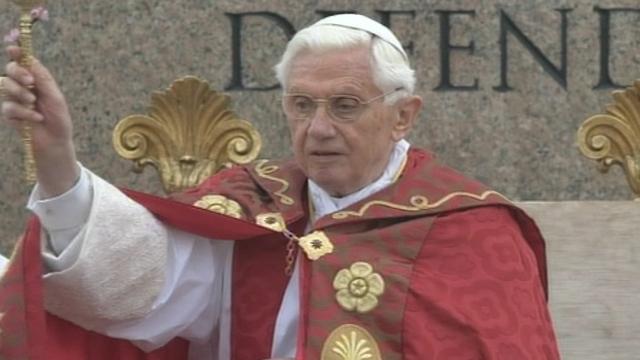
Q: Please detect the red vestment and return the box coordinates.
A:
[0,148,560,359]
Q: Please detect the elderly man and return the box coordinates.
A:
[0,14,559,360]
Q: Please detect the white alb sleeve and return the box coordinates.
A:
[28,167,232,350]
[28,166,93,272]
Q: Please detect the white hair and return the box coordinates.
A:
[274,24,416,105]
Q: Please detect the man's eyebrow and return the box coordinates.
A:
[330,80,369,94]
[332,87,363,96]
[286,84,366,96]
[287,86,308,93]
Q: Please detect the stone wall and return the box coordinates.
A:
[0,0,639,252]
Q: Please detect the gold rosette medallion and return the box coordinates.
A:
[193,195,243,219]
[333,262,385,313]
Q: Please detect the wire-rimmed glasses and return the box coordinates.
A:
[282,87,403,123]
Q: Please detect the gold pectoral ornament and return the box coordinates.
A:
[297,230,334,261]
[256,213,334,273]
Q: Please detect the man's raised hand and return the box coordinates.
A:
[2,45,79,197]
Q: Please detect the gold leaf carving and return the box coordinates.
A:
[113,76,262,193]
[321,324,382,360]
[578,80,640,198]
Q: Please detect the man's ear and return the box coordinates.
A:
[391,95,423,141]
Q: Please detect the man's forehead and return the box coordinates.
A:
[287,48,375,93]
[291,46,371,68]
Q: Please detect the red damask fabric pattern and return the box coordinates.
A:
[0,148,560,359]
[403,206,560,359]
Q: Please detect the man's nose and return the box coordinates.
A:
[306,103,336,138]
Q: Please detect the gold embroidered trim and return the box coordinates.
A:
[321,324,382,360]
[331,190,509,219]
[254,160,295,205]
[390,153,408,183]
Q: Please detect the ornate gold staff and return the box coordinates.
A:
[9,0,46,183]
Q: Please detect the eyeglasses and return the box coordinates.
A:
[282,87,403,123]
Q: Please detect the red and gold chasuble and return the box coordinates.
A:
[0,148,559,359]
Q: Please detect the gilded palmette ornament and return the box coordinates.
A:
[578,80,640,199]
[113,76,262,193]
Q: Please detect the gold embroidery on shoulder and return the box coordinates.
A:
[332,195,429,219]
[321,324,382,360]
[193,195,243,219]
[254,160,295,205]
[332,190,509,219]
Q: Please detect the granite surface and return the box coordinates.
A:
[0,0,639,252]
[517,201,640,360]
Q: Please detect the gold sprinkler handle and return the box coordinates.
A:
[15,9,38,183]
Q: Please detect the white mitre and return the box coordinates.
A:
[311,14,408,61]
